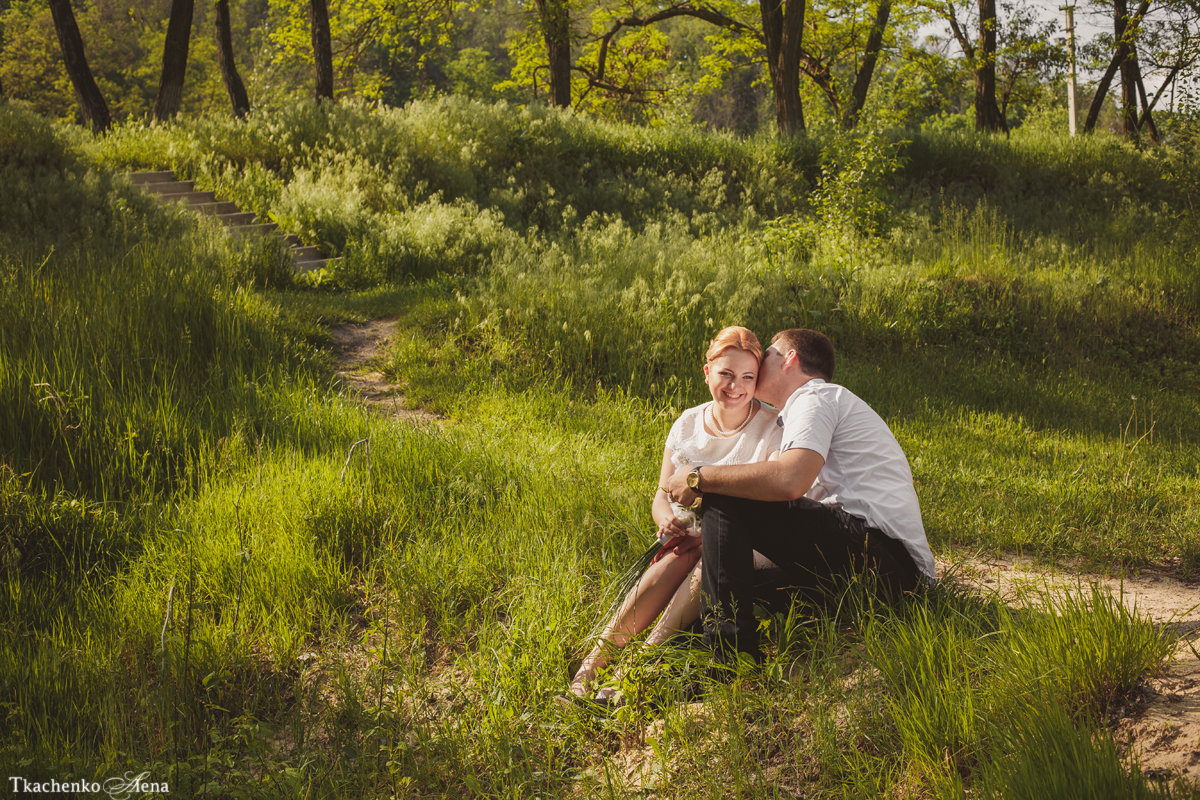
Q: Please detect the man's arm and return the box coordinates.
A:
[665,447,825,505]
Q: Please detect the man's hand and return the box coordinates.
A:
[666,466,700,508]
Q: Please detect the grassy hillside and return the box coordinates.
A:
[2,99,1198,796]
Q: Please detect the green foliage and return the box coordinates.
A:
[263,0,471,102]
[860,580,1173,790]
[458,217,778,398]
[0,105,304,501]
[978,706,1178,799]
[83,103,1200,574]
[4,103,1200,796]
[811,127,908,235]
[0,0,230,122]
[0,105,159,252]
[444,46,511,100]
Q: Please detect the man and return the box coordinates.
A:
[665,328,935,660]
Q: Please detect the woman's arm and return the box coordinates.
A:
[653,447,691,539]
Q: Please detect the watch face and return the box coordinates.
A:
[687,470,700,489]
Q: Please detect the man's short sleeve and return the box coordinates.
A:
[779,390,836,458]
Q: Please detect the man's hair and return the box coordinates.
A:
[706,325,763,363]
[772,328,835,381]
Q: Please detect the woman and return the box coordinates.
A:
[565,325,781,703]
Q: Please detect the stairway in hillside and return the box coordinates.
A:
[128,171,338,274]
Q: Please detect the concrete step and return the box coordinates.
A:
[230,222,278,237]
[160,190,219,205]
[145,180,194,194]
[289,245,323,261]
[194,201,239,216]
[295,257,341,274]
[129,170,176,185]
[217,211,257,226]
[127,171,325,275]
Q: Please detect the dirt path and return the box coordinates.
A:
[328,318,439,425]
[942,554,1200,783]
[325,319,1198,785]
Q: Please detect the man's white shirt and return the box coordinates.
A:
[778,379,936,578]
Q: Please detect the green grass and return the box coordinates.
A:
[2,99,1199,795]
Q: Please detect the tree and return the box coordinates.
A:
[1083,0,1150,134]
[311,0,334,99]
[1082,0,1200,138]
[154,0,195,119]
[581,0,809,134]
[571,0,906,134]
[262,0,470,104]
[873,38,973,125]
[214,0,250,116]
[973,0,1004,129]
[993,2,1064,120]
[534,0,572,104]
[922,0,1005,130]
[0,2,74,117]
[711,0,905,131]
[1116,0,1141,133]
[760,0,807,134]
[47,0,110,131]
[795,0,898,129]
[1135,0,1200,130]
[575,23,676,121]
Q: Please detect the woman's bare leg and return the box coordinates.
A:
[569,546,700,696]
[644,561,702,646]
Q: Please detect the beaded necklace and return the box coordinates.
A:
[707,399,756,437]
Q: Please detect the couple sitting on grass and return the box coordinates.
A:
[566,326,936,704]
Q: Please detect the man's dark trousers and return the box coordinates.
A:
[699,493,921,659]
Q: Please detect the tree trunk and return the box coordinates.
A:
[214,0,250,117]
[534,0,572,107]
[1131,53,1158,141]
[843,0,891,129]
[1083,0,1149,133]
[311,0,334,101]
[760,0,805,136]
[154,0,195,120]
[974,0,1005,131]
[1083,52,1121,132]
[1137,60,1181,133]
[47,0,111,132]
[1114,0,1139,135]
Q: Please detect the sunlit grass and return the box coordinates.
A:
[3,100,1198,794]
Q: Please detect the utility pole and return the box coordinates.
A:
[1062,5,1078,135]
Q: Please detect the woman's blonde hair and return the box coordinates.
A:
[705,325,763,363]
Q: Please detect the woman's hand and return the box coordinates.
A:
[656,513,691,541]
[659,532,701,555]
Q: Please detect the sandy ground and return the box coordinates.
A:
[941,554,1200,784]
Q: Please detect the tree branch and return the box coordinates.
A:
[591,3,760,85]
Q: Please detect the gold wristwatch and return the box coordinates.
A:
[686,467,703,492]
